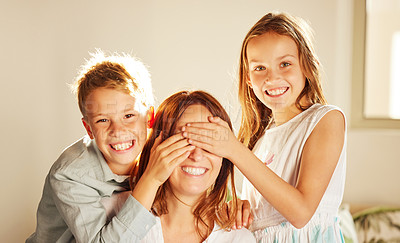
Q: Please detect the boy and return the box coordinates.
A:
[27,51,157,242]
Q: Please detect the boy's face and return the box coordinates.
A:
[82,87,148,175]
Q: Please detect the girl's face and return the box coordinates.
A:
[168,104,223,201]
[246,32,307,116]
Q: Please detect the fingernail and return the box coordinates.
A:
[238,225,242,229]
[243,223,247,227]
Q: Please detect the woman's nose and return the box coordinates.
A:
[188,147,204,161]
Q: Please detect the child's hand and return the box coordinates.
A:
[144,132,195,186]
[229,199,253,230]
[181,116,240,159]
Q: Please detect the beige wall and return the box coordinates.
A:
[1,0,399,242]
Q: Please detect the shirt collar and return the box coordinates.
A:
[89,136,130,184]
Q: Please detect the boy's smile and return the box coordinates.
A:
[82,87,148,175]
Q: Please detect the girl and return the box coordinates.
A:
[136,91,255,243]
[182,12,346,242]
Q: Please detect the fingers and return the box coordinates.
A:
[158,133,187,149]
[150,131,163,152]
[208,116,231,129]
[235,201,243,229]
[184,139,214,154]
[185,116,230,129]
[241,200,251,228]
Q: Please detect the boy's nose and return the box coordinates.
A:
[109,121,127,136]
[188,147,205,161]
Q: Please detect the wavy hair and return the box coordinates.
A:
[134,90,237,241]
[238,12,327,149]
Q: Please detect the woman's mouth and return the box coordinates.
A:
[110,140,134,151]
[181,166,207,176]
[265,87,289,97]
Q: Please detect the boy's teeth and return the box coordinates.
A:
[112,141,133,151]
[181,166,206,176]
[267,87,287,96]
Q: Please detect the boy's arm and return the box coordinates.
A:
[50,171,156,243]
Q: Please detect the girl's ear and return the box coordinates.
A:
[147,106,155,128]
[82,118,94,139]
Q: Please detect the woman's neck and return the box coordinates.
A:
[160,192,207,243]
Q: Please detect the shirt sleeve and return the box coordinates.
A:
[50,171,156,243]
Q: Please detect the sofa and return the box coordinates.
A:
[339,204,400,243]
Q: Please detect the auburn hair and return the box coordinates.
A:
[134,90,237,241]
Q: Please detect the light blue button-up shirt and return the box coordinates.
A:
[26,136,156,243]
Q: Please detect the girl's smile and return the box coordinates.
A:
[247,31,308,124]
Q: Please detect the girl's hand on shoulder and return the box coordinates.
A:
[144,132,195,186]
[181,116,240,159]
[229,199,253,230]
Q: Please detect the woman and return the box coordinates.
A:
[136,91,255,242]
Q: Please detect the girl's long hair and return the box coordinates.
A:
[133,90,237,241]
[238,12,327,150]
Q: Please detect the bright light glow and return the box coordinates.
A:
[390,32,400,119]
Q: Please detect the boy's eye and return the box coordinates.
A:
[280,62,291,68]
[254,66,266,71]
[125,114,135,119]
[96,119,108,123]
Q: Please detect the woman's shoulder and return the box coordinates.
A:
[206,226,256,243]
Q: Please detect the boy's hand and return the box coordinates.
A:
[182,116,241,160]
[144,132,195,186]
[229,199,253,230]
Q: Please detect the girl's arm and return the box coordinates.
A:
[183,110,345,228]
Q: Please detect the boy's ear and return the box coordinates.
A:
[147,106,155,129]
[82,118,94,139]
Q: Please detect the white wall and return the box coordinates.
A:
[1,0,399,242]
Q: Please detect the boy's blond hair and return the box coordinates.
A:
[72,50,154,116]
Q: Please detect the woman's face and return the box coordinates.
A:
[168,104,223,200]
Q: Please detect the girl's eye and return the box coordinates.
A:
[280,62,291,68]
[254,66,266,71]
[96,119,108,123]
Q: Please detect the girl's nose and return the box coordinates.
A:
[188,147,204,161]
[266,68,278,82]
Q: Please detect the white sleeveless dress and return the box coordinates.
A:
[242,104,346,242]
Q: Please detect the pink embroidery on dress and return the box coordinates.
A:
[264,152,274,166]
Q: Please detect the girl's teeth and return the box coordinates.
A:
[267,88,287,96]
[181,166,206,176]
[112,141,133,151]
